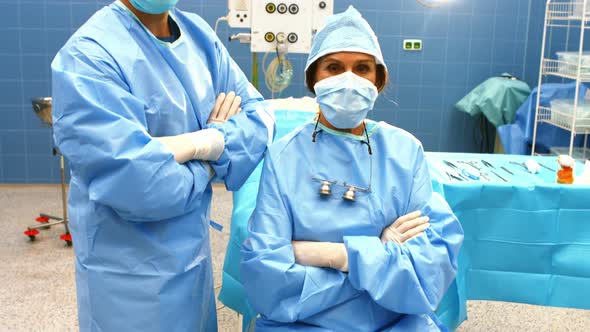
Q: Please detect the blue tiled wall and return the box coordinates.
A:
[0,0,543,183]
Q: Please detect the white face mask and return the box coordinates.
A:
[314,72,378,129]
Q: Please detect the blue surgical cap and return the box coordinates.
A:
[305,6,386,73]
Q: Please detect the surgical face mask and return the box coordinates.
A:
[314,71,378,129]
[130,0,179,14]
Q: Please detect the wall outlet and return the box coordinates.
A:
[228,0,251,28]
[403,39,422,51]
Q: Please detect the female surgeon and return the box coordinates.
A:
[241,6,463,331]
[51,0,274,331]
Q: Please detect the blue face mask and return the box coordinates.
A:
[314,71,378,129]
[130,0,180,14]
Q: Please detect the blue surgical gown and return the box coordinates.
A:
[51,2,273,331]
[241,121,463,331]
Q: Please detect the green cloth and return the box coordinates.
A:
[456,74,531,127]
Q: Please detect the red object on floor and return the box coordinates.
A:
[24,229,40,236]
[35,216,50,223]
[60,233,72,242]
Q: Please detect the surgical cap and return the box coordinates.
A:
[305,6,386,73]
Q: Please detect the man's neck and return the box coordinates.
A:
[120,0,171,37]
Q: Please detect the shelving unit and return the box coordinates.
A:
[532,0,590,159]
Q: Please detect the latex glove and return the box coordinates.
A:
[381,210,430,245]
[292,241,349,272]
[207,91,242,124]
[155,128,224,163]
[156,134,196,163]
[187,128,225,160]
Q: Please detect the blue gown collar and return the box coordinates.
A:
[113,0,185,48]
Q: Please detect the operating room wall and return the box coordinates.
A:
[0,0,544,183]
[225,0,539,154]
[523,0,544,86]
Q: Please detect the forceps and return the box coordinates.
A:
[443,160,469,181]
[457,160,481,170]
[481,160,495,169]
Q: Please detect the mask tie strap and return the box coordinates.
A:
[361,121,372,155]
[312,113,321,143]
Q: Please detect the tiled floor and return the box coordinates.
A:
[1,185,588,331]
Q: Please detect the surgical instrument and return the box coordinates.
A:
[481,159,496,169]
[443,160,460,170]
[509,161,528,171]
[510,160,541,174]
[479,172,492,182]
[490,170,508,182]
[446,171,464,182]
[461,168,480,180]
[538,162,556,172]
[458,160,482,170]
[443,160,470,180]
[501,166,514,175]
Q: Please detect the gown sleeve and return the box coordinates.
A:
[241,156,361,322]
[344,147,464,314]
[52,38,213,222]
[207,35,275,190]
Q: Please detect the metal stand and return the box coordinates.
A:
[532,0,590,159]
[23,97,71,246]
